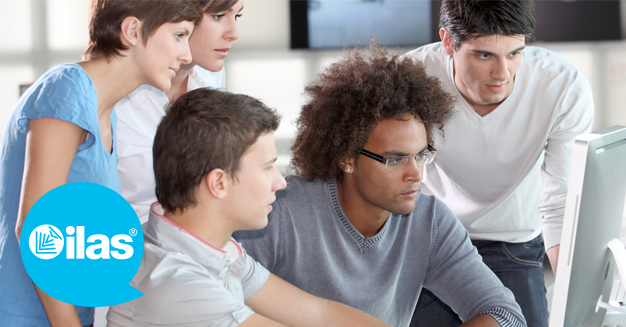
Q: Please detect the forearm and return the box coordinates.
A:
[34,283,82,327]
[322,300,390,327]
[461,314,501,327]
[16,118,82,242]
[247,274,390,327]
[547,244,560,275]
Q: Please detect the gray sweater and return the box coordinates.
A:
[234,176,525,327]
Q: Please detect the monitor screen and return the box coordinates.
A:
[533,0,621,43]
[290,0,623,50]
[550,126,626,327]
[290,0,438,49]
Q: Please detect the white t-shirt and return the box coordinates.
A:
[403,43,594,249]
[107,204,270,327]
[115,66,226,222]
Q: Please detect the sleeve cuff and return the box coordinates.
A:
[477,307,526,327]
[542,222,563,250]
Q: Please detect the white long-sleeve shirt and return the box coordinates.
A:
[115,66,226,222]
[403,43,594,249]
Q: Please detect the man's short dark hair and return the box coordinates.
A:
[84,0,203,60]
[153,88,280,213]
[291,45,454,182]
[440,0,535,50]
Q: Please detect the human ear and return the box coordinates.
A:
[439,28,455,56]
[205,169,228,199]
[120,16,142,47]
[339,157,356,174]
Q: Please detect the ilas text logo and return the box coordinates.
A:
[20,183,144,307]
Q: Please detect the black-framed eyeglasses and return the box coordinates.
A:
[359,144,436,171]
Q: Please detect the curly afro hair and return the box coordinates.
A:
[291,44,454,182]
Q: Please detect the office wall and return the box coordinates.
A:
[1,0,626,149]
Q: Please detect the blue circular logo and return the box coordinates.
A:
[19,183,144,307]
[28,224,65,259]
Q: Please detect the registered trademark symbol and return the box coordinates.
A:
[129,228,137,237]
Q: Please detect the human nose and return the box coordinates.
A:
[179,37,192,64]
[271,166,287,192]
[226,18,239,41]
[403,157,422,182]
[491,57,511,81]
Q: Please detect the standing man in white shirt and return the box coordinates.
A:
[403,1,594,326]
[116,0,243,221]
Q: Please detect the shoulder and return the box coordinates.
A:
[273,176,333,215]
[16,64,97,134]
[521,46,586,82]
[518,46,593,114]
[410,193,460,235]
[135,243,213,296]
[402,42,451,81]
[522,46,573,65]
[128,244,255,325]
[35,64,95,99]
[413,193,454,220]
[402,42,448,63]
[276,175,326,202]
[47,63,92,82]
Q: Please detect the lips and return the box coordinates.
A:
[267,197,276,211]
[486,82,507,92]
[214,48,230,58]
[400,189,419,198]
[168,67,179,78]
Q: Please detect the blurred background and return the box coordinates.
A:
[1,1,626,324]
[1,0,626,172]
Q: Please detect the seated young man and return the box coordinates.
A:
[234,46,527,327]
[107,88,390,327]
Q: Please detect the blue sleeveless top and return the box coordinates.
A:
[0,64,121,326]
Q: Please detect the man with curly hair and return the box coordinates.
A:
[234,46,526,327]
[402,1,594,326]
[108,88,392,327]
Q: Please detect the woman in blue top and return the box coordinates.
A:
[0,1,203,326]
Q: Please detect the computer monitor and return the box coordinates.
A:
[549,125,626,327]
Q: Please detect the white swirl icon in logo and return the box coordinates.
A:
[29,225,64,259]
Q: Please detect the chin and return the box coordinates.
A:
[152,80,172,92]
[249,216,269,231]
[200,61,224,73]
[388,204,417,216]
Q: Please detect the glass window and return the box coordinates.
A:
[0,65,35,141]
[0,1,32,51]
[47,0,89,51]
[226,57,307,138]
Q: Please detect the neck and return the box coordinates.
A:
[78,57,144,120]
[164,201,232,249]
[336,178,389,238]
[459,92,500,117]
[165,64,195,102]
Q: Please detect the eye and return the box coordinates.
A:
[388,156,410,166]
[212,14,224,21]
[477,53,491,60]
[235,13,243,21]
[509,51,522,58]
[418,151,435,164]
[175,33,184,41]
